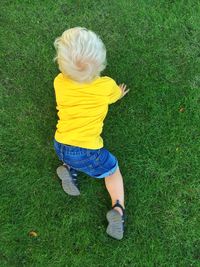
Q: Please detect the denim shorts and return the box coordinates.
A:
[54,140,118,178]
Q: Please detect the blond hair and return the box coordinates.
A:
[54,27,107,83]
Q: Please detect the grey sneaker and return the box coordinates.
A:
[56,165,80,196]
[106,200,125,240]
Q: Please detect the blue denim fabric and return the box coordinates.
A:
[54,140,118,178]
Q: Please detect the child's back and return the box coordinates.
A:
[54,73,121,149]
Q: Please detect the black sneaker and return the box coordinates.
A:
[56,165,80,196]
[106,200,125,240]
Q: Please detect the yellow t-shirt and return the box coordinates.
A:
[54,73,122,149]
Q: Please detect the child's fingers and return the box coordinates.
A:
[119,84,129,97]
[123,89,130,96]
[123,88,130,96]
[119,83,127,89]
[123,85,127,91]
[119,84,124,90]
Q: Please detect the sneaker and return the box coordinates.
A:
[106,200,125,240]
[56,165,80,196]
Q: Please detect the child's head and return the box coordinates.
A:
[54,27,106,83]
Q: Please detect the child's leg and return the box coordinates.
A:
[104,167,125,215]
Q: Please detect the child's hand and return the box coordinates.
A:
[119,83,130,99]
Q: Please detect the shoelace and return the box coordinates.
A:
[69,168,78,186]
[112,200,125,231]
[63,164,78,186]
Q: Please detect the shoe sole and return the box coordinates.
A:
[56,166,80,196]
[106,209,123,240]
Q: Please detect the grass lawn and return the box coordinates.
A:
[1,0,200,266]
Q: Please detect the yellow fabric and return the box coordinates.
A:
[54,73,122,149]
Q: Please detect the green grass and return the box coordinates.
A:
[1,0,200,266]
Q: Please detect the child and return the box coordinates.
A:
[53,27,129,240]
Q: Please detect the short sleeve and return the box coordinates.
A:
[108,80,122,104]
